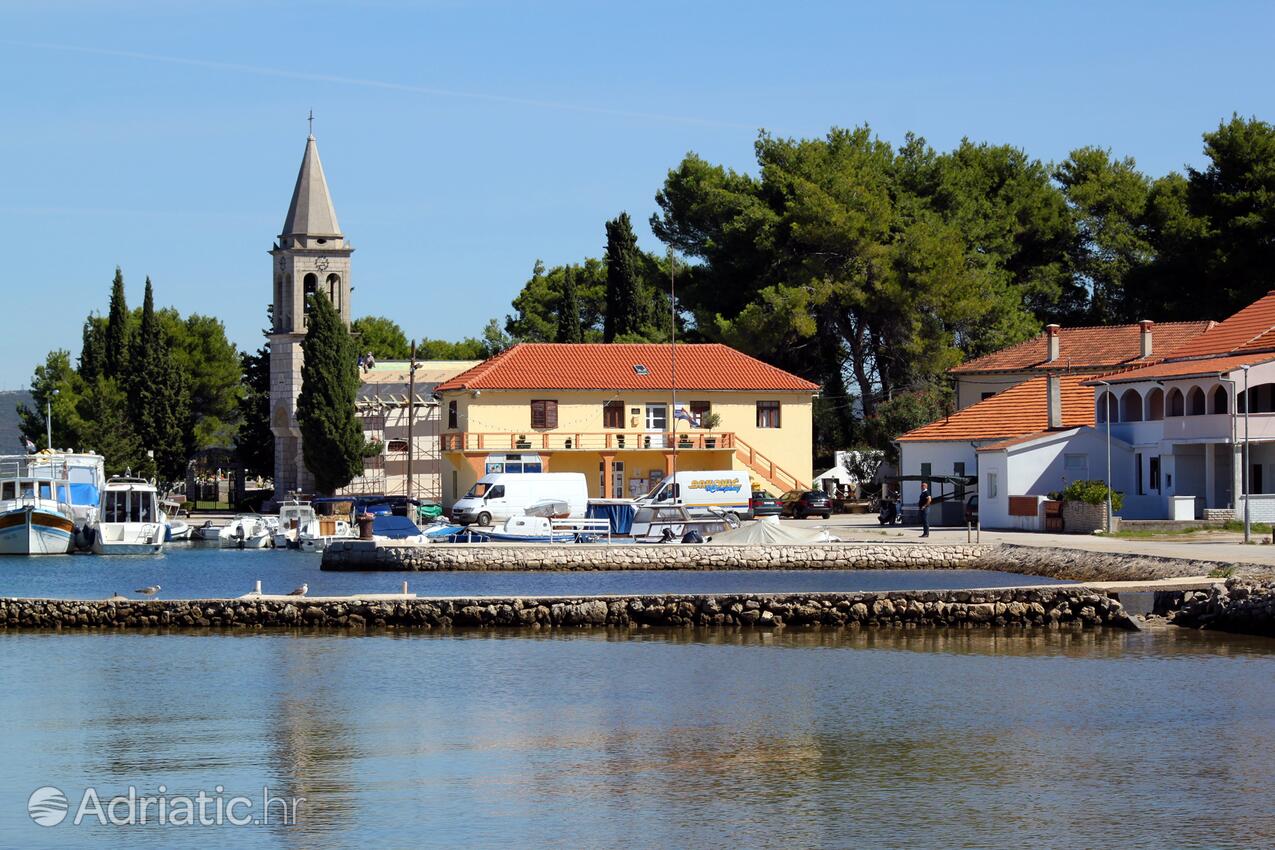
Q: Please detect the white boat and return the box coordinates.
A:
[481,515,605,543]
[91,477,166,555]
[275,499,318,549]
[191,519,221,541]
[166,519,193,542]
[0,458,77,555]
[219,515,275,549]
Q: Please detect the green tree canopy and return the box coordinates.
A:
[297,291,366,494]
[352,315,412,359]
[103,267,130,378]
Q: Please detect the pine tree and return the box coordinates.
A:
[297,290,365,494]
[604,212,645,341]
[235,339,274,480]
[79,377,144,476]
[103,267,130,378]
[555,266,584,343]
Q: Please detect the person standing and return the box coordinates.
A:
[918,482,932,538]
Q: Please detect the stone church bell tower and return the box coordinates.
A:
[269,131,353,495]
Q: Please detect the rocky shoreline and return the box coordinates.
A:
[0,586,1137,632]
[1172,579,1275,637]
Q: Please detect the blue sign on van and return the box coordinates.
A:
[690,478,743,494]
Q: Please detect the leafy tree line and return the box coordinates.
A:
[20,268,242,483]
[355,115,1275,464]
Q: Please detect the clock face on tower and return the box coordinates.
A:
[315,257,330,272]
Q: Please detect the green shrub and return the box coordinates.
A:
[1061,479,1124,511]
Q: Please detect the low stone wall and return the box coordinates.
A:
[1061,501,1117,534]
[1172,580,1275,636]
[322,541,989,572]
[0,587,1137,631]
[975,544,1271,583]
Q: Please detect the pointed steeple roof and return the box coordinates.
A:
[281,135,341,237]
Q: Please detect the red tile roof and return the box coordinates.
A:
[897,375,1093,442]
[1159,291,1275,358]
[434,343,821,393]
[977,429,1085,452]
[948,321,1213,374]
[1085,353,1275,385]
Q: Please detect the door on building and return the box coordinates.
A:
[1253,464,1264,495]
[645,404,668,448]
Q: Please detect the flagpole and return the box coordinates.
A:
[669,248,678,502]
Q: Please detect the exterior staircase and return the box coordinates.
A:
[732,435,809,494]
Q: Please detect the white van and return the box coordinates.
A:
[635,470,751,519]
[450,473,589,527]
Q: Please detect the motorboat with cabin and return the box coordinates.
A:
[219,515,276,549]
[90,476,166,555]
[0,455,77,554]
[0,451,105,549]
[274,499,319,549]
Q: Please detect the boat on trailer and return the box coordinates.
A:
[0,457,76,555]
[91,476,166,555]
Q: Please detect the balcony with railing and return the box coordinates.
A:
[440,431,737,452]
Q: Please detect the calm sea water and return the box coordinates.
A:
[1,627,1273,848]
[0,545,1066,599]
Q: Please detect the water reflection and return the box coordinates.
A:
[2,628,1274,848]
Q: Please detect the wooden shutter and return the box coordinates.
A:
[531,400,558,429]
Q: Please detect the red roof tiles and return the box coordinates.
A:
[434,343,820,393]
[1159,291,1275,358]
[1085,353,1275,385]
[897,375,1094,442]
[949,321,1213,374]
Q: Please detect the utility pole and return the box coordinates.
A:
[1243,365,1251,544]
[406,341,419,507]
[46,389,58,452]
[669,248,678,501]
[1097,381,1113,533]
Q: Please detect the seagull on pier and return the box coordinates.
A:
[287,583,308,597]
[135,585,161,596]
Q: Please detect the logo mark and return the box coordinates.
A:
[28,786,68,827]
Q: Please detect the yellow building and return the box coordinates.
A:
[435,342,819,505]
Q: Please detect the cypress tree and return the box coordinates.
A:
[604,212,644,341]
[555,266,584,343]
[78,316,107,382]
[103,266,130,378]
[126,278,191,483]
[297,291,365,494]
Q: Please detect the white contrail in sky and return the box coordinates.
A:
[9,40,758,130]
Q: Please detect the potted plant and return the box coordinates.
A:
[515,434,532,449]
[701,411,722,447]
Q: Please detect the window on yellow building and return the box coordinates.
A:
[530,399,558,429]
[756,401,781,428]
[689,401,711,426]
[447,400,458,429]
[603,400,625,429]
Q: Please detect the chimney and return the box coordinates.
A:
[1045,324,1061,363]
[1139,319,1154,358]
[1047,373,1063,430]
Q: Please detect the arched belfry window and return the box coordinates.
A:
[303,273,319,313]
[327,273,341,312]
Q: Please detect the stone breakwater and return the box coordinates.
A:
[981,544,1272,582]
[1173,580,1275,637]
[322,541,989,572]
[0,587,1137,631]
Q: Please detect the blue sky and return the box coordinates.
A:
[2,0,1273,389]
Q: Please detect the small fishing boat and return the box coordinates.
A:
[2,451,105,550]
[218,515,275,549]
[91,477,166,555]
[0,458,76,555]
[165,519,193,542]
[191,519,222,541]
[275,499,318,549]
[481,515,600,543]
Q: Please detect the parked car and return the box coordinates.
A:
[964,494,978,525]
[748,490,783,519]
[779,490,832,519]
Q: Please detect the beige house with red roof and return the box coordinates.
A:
[434,343,819,506]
